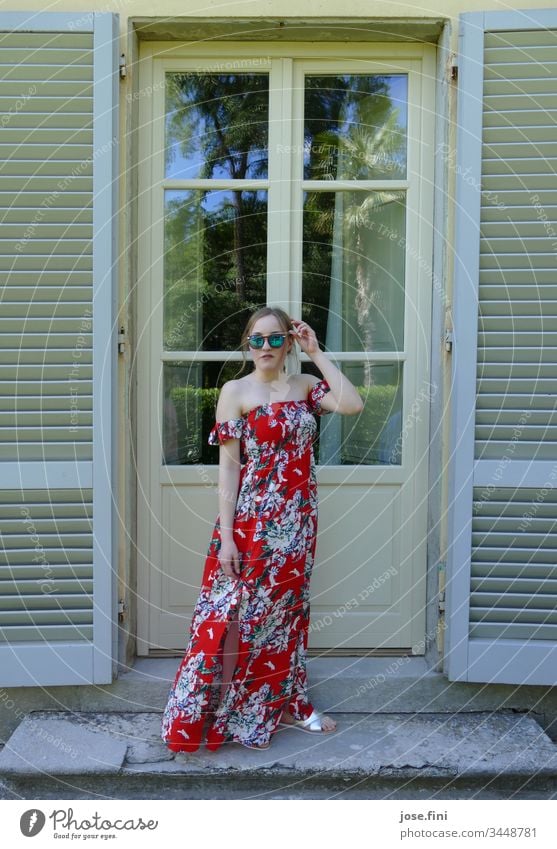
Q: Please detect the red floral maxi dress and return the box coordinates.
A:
[160,379,331,752]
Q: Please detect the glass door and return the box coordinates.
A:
[136,45,435,653]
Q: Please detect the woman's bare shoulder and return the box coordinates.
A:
[288,373,318,395]
[216,380,245,419]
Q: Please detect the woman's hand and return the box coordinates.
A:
[218,538,241,580]
[289,318,321,357]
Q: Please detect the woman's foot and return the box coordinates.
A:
[280,709,337,733]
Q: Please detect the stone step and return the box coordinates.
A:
[1,710,556,800]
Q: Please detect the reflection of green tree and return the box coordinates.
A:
[164,190,267,351]
[166,73,268,181]
[165,74,268,306]
[303,76,407,382]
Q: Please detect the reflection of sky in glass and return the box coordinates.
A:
[165,188,267,214]
[303,74,408,179]
[164,73,269,180]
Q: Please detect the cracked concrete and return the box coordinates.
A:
[1,710,556,786]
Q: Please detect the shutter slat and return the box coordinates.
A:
[0,625,94,642]
[484,78,557,95]
[0,48,92,66]
[0,595,93,610]
[484,62,557,80]
[484,30,557,48]
[470,593,557,610]
[472,577,557,593]
[0,82,92,99]
[470,622,557,640]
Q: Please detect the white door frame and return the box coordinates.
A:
[136,41,436,654]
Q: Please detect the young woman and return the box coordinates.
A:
[161,306,363,752]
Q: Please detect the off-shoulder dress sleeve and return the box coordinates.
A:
[308,379,332,415]
[208,417,244,445]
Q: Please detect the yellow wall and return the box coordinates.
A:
[10,0,557,22]
[9,0,557,52]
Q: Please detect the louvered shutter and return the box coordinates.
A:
[0,12,119,685]
[446,9,557,684]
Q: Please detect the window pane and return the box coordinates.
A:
[303,361,403,466]
[165,72,269,179]
[303,191,406,352]
[163,361,243,465]
[304,75,407,180]
[164,189,267,351]
[164,360,403,467]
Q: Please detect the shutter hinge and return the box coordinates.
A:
[118,599,126,622]
[450,61,458,82]
[118,325,126,354]
[444,329,453,353]
[438,561,446,614]
[119,53,127,80]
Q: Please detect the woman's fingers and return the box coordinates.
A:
[219,549,240,580]
[222,561,238,580]
[289,321,318,354]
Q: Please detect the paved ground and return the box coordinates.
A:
[1,709,556,799]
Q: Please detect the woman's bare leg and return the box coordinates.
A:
[219,618,239,704]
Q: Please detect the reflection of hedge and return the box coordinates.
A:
[317,384,400,465]
[170,386,220,465]
[168,384,400,466]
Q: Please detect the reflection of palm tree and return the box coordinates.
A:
[305,79,406,385]
[165,74,268,301]
[311,108,406,182]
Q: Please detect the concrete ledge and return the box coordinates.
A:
[1,710,555,795]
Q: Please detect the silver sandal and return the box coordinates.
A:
[279,709,336,734]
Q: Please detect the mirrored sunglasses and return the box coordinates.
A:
[247,333,287,350]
